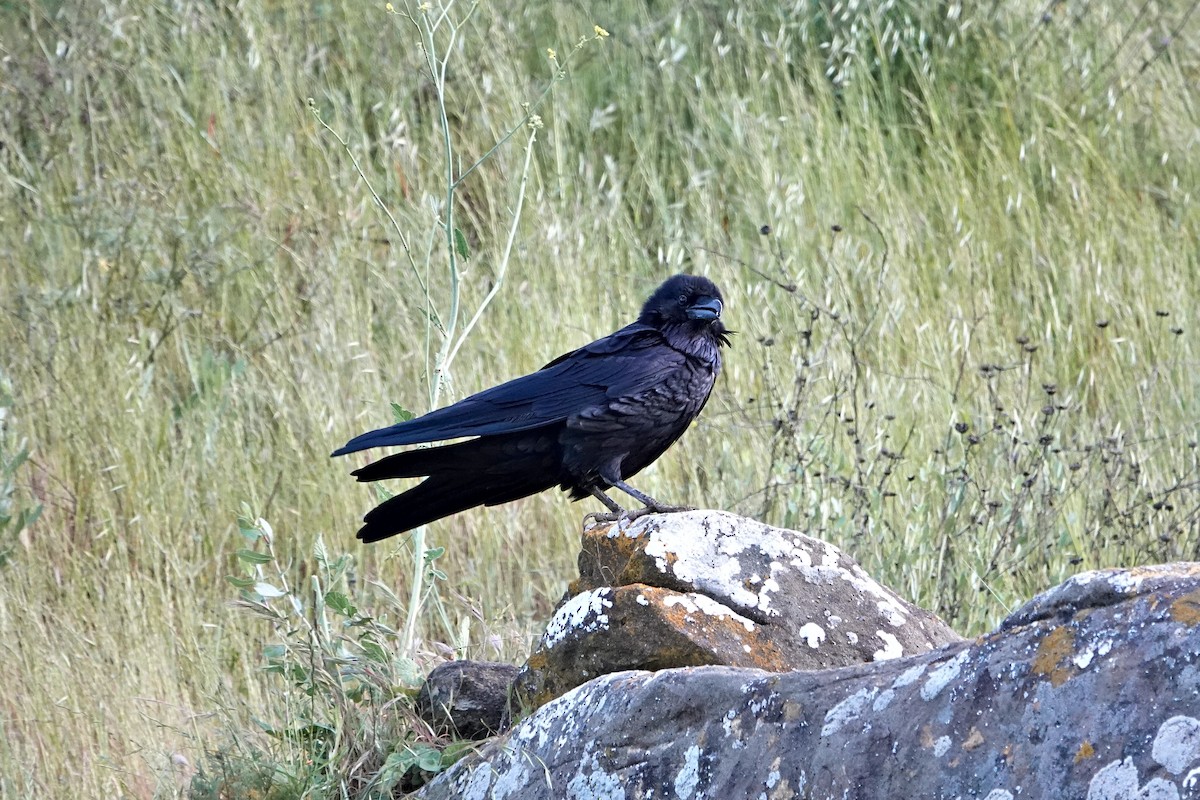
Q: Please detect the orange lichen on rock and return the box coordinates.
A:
[572,523,673,593]
[1032,626,1077,687]
[1074,740,1095,763]
[1169,589,1200,625]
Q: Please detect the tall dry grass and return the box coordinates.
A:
[1,0,1196,795]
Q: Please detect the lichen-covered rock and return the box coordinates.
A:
[416,563,1200,800]
[515,510,962,708]
[416,660,519,740]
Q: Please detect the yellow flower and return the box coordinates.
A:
[594,25,609,38]
[385,2,394,11]
[547,48,556,60]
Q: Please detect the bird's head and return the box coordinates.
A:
[639,274,732,347]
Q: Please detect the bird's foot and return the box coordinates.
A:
[583,504,696,529]
[582,510,621,528]
[624,503,696,522]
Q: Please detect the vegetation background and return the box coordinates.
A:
[1,0,1197,796]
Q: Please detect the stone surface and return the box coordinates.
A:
[514,510,963,708]
[416,563,1200,800]
[415,660,519,740]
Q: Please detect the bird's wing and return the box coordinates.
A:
[332,323,687,455]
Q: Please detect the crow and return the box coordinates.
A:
[333,273,731,542]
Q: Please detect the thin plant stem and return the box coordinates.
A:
[445,124,539,369]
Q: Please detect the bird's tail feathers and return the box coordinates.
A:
[355,470,552,542]
[351,441,472,483]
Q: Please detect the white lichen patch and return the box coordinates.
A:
[875,598,909,628]
[792,562,848,587]
[798,561,912,627]
[873,630,904,661]
[674,744,702,799]
[893,662,928,688]
[455,766,487,798]
[1087,757,1180,800]
[982,790,1015,800]
[489,760,536,799]
[722,707,743,741]
[747,690,780,717]
[1070,634,1116,672]
[629,511,924,640]
[798,622,826,648]
[921,649,970,701]
[1106,570,1147,594]
[933,735,952,757]
[664,592,757,632]
[566,750,625,800]
[1152,715,1200,775]
[639,513,784,618]
[872,688,895,712]
[821,686,878,737]
[516,674,621,750]
[542,588,614,649]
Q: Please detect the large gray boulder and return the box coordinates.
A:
[515,510,963,709]
[416,562,1200,799]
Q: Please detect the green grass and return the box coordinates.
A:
[1,0,1198,795]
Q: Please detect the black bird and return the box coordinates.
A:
[333,273,731,542]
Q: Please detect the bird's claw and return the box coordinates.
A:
[583,504,696,529]
[582,510,621,528]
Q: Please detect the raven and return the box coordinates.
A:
[333,273,731,542]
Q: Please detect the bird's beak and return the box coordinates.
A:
[687,296,722,321]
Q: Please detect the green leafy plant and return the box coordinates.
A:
[213,506,462,795]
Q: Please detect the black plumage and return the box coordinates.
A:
[333,274,731,542]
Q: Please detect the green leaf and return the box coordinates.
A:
[391,403,415,424]
[415,745,443,772]
[225,575,256,589]
[312,535,328,569]
[453,227,470,260]
[236,548,272,565]
[393,656,424,689]
[360,640,389,663]
[324,590,356,617]
[236,511,262,541]
[377,752,411,790]
[441,740,476,768]
[262,644,287,661]
[425,545,446,561]
[385,744,444,777]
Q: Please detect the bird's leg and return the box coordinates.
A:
[582,481,697,529]
[582,487,626,527]
[609,479,696,523]
[589,487,625,513]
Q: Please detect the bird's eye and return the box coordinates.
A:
[677,294,688,306]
